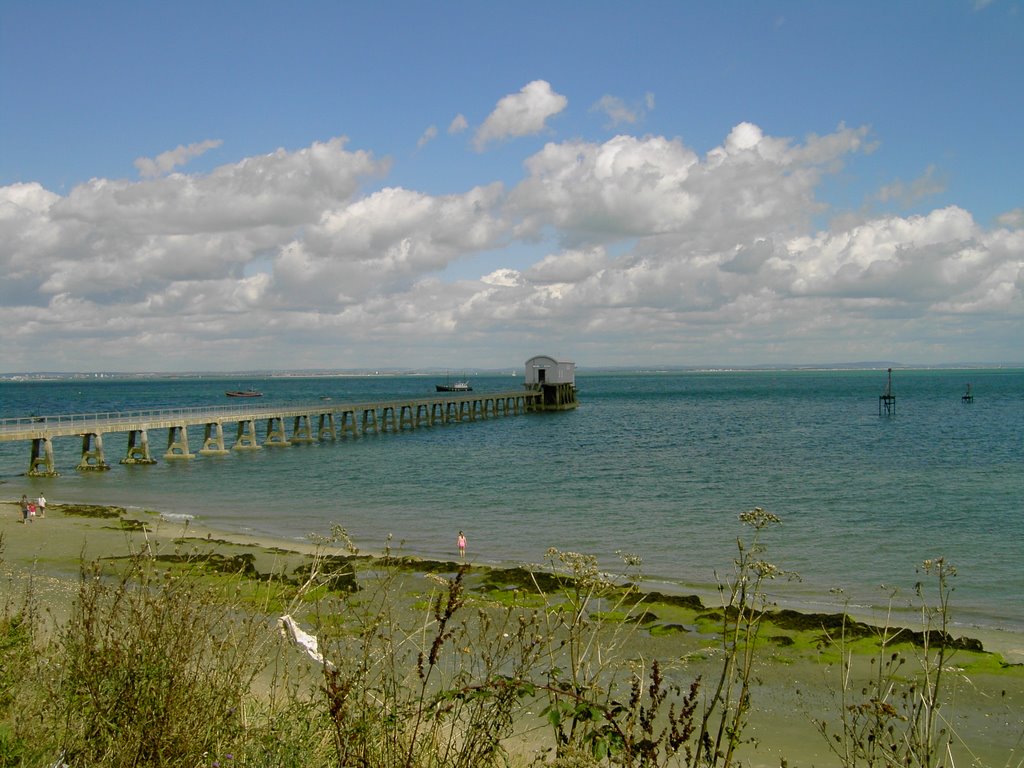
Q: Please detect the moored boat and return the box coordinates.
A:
[226,388,263,398]
[435,372,472,392]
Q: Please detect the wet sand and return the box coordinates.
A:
[2,499,1022,766]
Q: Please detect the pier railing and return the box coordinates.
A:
[1,404,276,436]
[0,393,535,439]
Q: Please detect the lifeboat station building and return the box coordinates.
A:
[524,355,578,410]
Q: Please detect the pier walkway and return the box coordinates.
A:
[0,389,542,477]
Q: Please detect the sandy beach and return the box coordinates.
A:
[2,498,1022,766]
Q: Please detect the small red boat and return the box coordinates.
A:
[226,389,262,398]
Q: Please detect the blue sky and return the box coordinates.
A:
[1,0,1022,372]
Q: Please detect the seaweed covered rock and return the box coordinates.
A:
[626,590,705,612]
[902,628,984,652]
[769,609,876,639]
[57,504,126,519]
[623,609,659,625]
[292,555,358,593]
[376,555,462,574]
[154,552,258,577]
[477,566,567,594]
[649,624,690,637]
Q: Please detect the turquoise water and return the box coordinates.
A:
[2,369,1022,636]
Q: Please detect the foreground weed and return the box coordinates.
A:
[530,508,789,768]
[307,538,546,768]
[534,547,649,763]
[0,534,45,765]
[45,551,272,767]
[814,558,1001,768]
[688,506,790,767]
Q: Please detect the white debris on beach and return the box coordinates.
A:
[278,614,334,669]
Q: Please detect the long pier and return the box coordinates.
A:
[0,389,542,477]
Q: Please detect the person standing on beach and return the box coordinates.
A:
[19,495,31,524]
[457,531,466,558]
[37,494,46,518]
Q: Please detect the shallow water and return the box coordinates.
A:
[2,368,1022,637]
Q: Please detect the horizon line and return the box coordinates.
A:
[2,361,1022,380]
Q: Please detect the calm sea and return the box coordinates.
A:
[2,369,1022,640]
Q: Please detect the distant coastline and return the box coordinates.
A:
[3,361,1022,382]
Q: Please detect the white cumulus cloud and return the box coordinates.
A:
[1,120,1020,372]
[448,114,468,134]
[473,80,568,151]
[417,125,438,148]
[134,139,224,178]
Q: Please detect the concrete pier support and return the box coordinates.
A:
[233,420,260,450]
[431,402,446,424]
[533,382,576,411]
[264,417,291,446]
[122,429,157,464]
[28,437,58,477]
[165,425,195,459]
[379,406,397,432]
[290,414,314,444]
[415,403,430,427]
[398,404,415,430]
[77,432,111,471]
[318,412,337,440]
[339,410,358,437]
[446,401,460,422]
[199,422,230,456]
[361,408,378,434]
